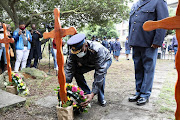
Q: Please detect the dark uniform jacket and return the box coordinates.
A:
[125,40,131,50]
[113,41,121,51]
[128,0,169,47]
[102,40,110,49]
[65,40,111,94]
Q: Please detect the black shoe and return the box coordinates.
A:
[99,100,106,107]
[128,95,140,102]
[136,97,149,106]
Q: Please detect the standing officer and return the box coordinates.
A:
[65,33,112,107]
[102,36,110,50]
[128,0,169,105]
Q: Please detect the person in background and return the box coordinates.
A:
[27,24,42,68]
[13,21,32,72]
[91,35,96,41]
[52,38,65,71]
[102,36,110,50]
[128,0,168,105]
[161,41,167,59]
[96,36,100,42]
[52,38,58,70]
[125,36,131,60]
[172,35,178,69]
[0,22,7,72]
[113,37,121,61]
[6,24,15,69]
[168,44,173,60]
[109,38,114,54]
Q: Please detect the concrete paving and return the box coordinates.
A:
[109,64,168,119]
[0,89,26,110]
[35,96,58,108]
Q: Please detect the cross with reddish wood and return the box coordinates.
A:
[43,8,77,104]
[143,1,180,119]
[0,23,14,83]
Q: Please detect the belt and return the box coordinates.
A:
[174,45,178,47]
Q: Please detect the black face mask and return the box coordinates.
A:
[0,26,2,29]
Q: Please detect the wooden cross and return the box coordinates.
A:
[0,23,14,83]
[43,8,77,104]
[143,1,180,119]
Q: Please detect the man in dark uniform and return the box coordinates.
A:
[128,0,169,105]
[65,33,112,107]
[27,24,42,68]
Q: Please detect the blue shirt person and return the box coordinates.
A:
[128,0,169,105]
[125,36,131,60]
[172,35,178,68]
[65,33,112,107]
[102,36,110,49]
[172,35,178,56]
[109,39,114,53]
[13,21,32,72]
[113,37,121,61]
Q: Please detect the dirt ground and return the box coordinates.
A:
[0,55,177,120]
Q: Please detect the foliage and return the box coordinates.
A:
[0,0,130,30]
[4,72,29,95]
[83,22,118,40]
[54,83,90,114]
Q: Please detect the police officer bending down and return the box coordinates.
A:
[65,33,112,107]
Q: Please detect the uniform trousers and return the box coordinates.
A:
[74,58,112,103]
[14,47,30,72]
[133,47,158,99]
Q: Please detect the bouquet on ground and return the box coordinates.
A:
[4,72,29,95]
[54,83,90,114]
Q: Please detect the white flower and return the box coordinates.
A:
[4,82,8,86]
[18,79,22,83]
[22,86,26,89]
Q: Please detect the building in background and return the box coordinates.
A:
[115,21,129,53]
[167,0,178,8]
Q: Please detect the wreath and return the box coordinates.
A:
[4,72,29,95]
[54,83,90,114]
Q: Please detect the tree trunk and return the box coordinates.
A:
[0,0,19,28]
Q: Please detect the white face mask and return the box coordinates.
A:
[76,51,87,58]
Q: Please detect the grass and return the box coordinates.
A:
[156,70,177,119]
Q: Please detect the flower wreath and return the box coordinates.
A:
[54,83,90,114]
[4,72,29,95]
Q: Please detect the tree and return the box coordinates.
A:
[83,22,118,40]
[0,0,130,30]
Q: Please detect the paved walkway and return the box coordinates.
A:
[0,89,26,111]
